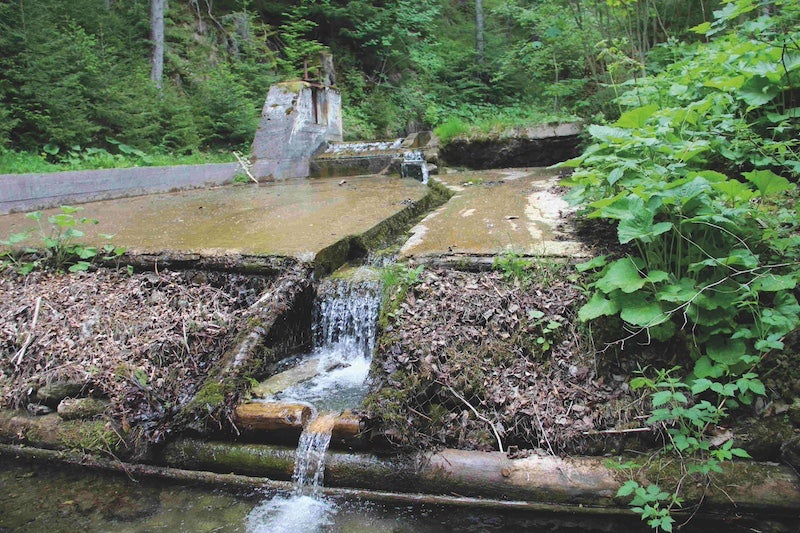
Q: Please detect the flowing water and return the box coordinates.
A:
[246,280,381,531]
[2,455,681,532]
[268,279,380,411]
[401,149,429,184]
[246,415,339,533]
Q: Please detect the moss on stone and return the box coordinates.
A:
[58,419,125,455]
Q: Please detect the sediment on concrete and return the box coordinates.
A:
[0,163,239,214]
[314,179,453,276]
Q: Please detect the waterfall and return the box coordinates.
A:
[292,414,336,497]
[401,149,429,184]
[246,280,380,532]
[274,279,380,411]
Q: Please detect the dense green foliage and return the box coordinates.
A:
[1,0,721,169]
[564,0,799,529]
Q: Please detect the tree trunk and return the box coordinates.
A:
[475,0,485,66]
[150,0,165,89]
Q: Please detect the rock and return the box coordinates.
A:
[57,398,109,420]
[26,403,52,416]
[36,380,85,407]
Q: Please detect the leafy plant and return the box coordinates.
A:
[493,251,532,285]
[527,309,563,353]
[564,1,800,529]
[1,205,124,273]
[380,263,424,313]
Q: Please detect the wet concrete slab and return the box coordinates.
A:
[400,168,587,259]
[0,176,428,259]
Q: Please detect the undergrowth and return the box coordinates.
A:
[564,1,800,530]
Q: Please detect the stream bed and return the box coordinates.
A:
[1,455,667,532]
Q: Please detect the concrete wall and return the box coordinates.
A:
[251,81,342,180]
[0,163,239,214]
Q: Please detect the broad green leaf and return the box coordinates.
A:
[587,124,633,143]
[75,247,98,259]
[618,215,672,245]
[704,75,745,91]
[743,169,793,197]
[651,390,673,407]
[68,261,91,272]
[578,292,620,321]
[692,356,725,379]
[706,337,747,366]
[617,480,639,497]
[25,211,43,221]
[657,278,697,304]
[739,75,779,107]
[595,258,645,294]
[615,104,659,129]
[576,255,608,272]
[60,205,83,214]
[711,180,756,203]
[644,271,668,284]
[753,273,796,292]
[691,378,712,394]
[617,293,666,327]
[690,21,711,34]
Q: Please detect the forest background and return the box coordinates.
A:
[0,0,719,172]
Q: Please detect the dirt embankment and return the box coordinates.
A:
[0,267,281,445]
[364,267,648,454]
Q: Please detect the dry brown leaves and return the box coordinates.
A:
[0,267,273,436]
[367,268,640,453]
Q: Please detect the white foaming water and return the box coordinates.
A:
[246,494,337,533]
[274,280,380,410]
[324,139,403,154]
[246,281,381,531]
[401,149,429,184]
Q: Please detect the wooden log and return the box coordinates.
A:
[331,411,360,441]
[57,398,110,420]
[234,402,311,431]
[159,438,800,515]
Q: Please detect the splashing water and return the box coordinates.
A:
[247,414,338,532]
[293,414,336,496]
[275,280,380,411]
[247,282,380,531]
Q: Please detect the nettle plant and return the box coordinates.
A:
[562,1,799,530]
[0,205,125,274]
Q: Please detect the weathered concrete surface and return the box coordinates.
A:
[400,168,587,259]
[251,81,342,180]
[0,163,239,215]
[440,123,582,169]
[0,176,428,259]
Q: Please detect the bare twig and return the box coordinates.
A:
[233,151,258,184]
[13,296,41,366]
[441,382,504,453]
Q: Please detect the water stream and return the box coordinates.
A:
[269,279,380,411]
[401,149,429,184]
[247,280,381,531]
